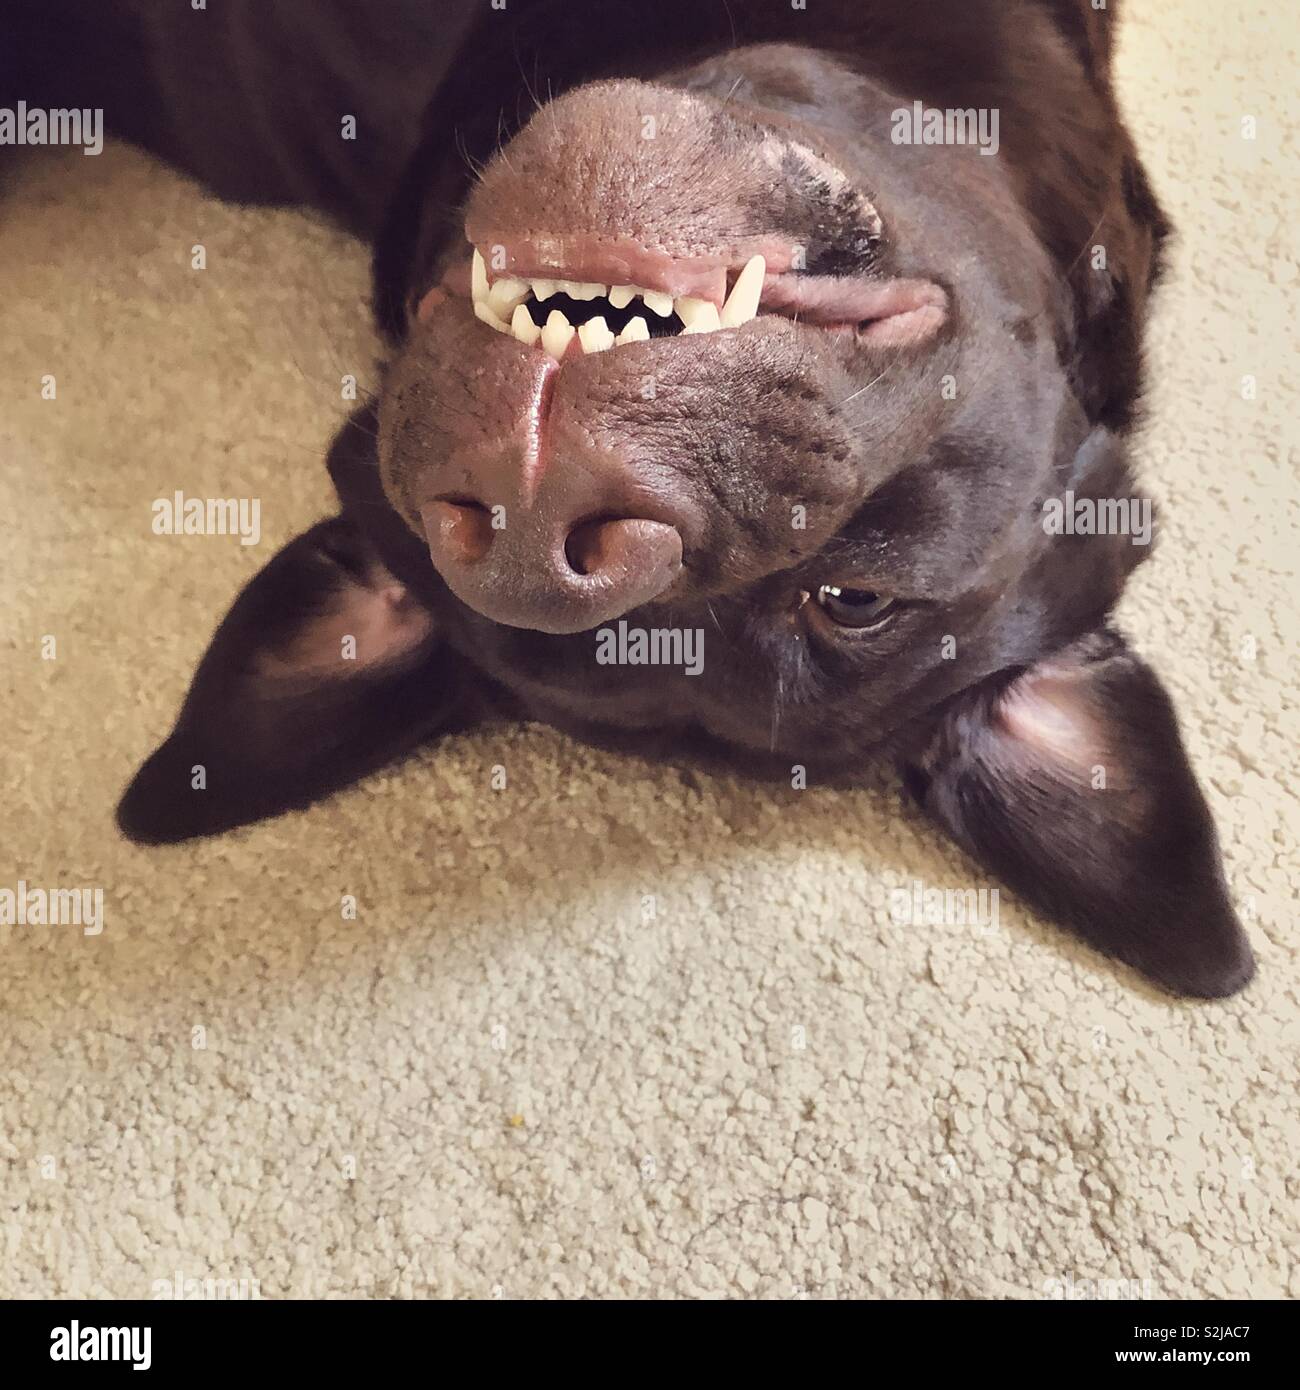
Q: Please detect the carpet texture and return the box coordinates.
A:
[1,1,1296,1299]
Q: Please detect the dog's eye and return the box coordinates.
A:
[815,585,898,629]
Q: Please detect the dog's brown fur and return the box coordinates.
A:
[16,0,1248,997]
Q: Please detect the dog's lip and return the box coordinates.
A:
[759,275,949,346]
[756,275,947,327]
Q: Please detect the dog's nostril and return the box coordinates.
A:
[423,505,683,634]
[564,516,684,594]
[426,499,493,565]
[564,517,624,576]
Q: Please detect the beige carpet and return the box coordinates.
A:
[1,1,1296,1299]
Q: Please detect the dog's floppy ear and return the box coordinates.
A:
[117,512,478,844]
[897,629,1254,998]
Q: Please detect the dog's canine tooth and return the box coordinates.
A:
[474,297,510,333]
[531,278,558,302]
[608,286,637,310]
[642,289,674,318]
[681,301,722,335]
[720,254,765,328]
[471,248,489,303]
[578,317,616,353]
[510,303,542,346]
[487,275,529,317]
[616,316,650,345]
[541,309,576,360]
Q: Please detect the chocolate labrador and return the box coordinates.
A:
[13,0,1255,997]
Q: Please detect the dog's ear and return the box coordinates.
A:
[117,513,478,844]
[897,629,1254,998]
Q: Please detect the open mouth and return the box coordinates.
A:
[433,242,950,358]
[469,249,766,359]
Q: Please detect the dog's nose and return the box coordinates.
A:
[422,499,683,634]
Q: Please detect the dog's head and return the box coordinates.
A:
[120,1,1255,999]
[378,42,1150,763]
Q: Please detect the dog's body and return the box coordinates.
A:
[11,0,1256,997]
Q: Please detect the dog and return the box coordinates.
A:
[12,0,1256,998]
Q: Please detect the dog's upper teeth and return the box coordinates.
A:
[641,290,674,318]
[541,309,576,360]
[607,284,672,317]
[530,278,558,302]
[677,297,720,333]
[487,275,530,318]
[720,254,765,329]
[473,297,509,332]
